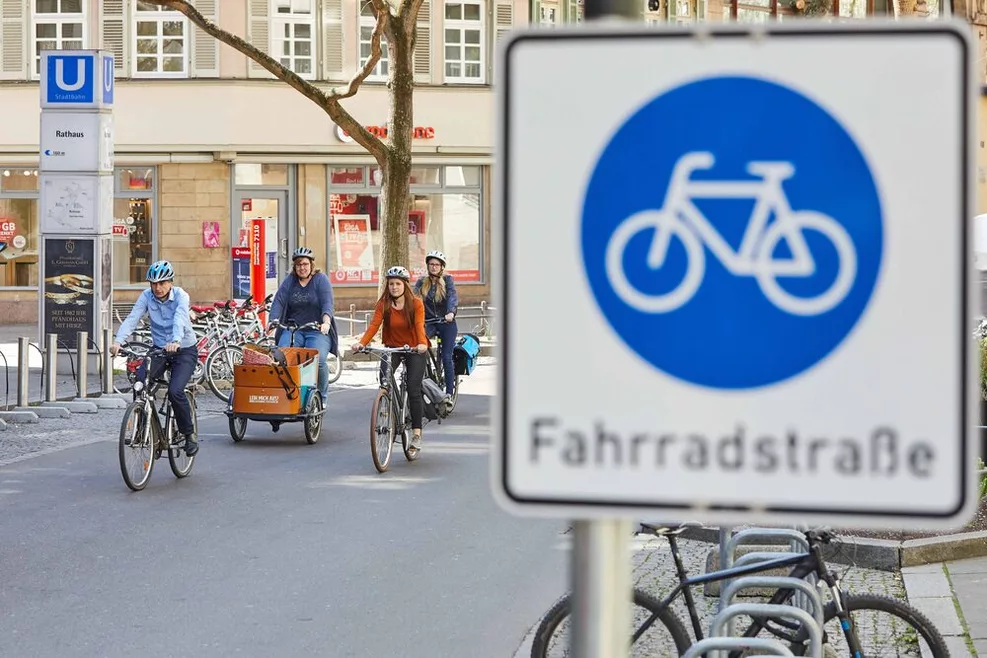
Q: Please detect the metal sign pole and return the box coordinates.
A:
[571,518,632,658]
[567,4,640,657]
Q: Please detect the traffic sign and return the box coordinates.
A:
[493,21,978,529]
[40,51,114,109]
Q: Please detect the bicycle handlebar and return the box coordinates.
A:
[355,344,416,355]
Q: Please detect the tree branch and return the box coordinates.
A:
[146,0,389,163]
[328,3,387,102]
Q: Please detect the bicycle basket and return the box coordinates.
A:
[242,343,275,366]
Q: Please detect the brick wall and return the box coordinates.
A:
[158,163,231,304]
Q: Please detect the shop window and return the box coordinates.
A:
[1,168,40,193]
[32,0,87,79]
[0,198,39,288]
[359,0,389,80]
[118,168,154,191]
[410,166,441,185]
[235,164,289,186]
[330,167,365,186]
[133,2,189,77]
[112,198,154,287]
[272,0,315,79]
[327,165,483,285]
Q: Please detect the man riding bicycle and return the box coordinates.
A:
[110,260,200,456]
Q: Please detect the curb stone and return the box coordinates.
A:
[0,410,39,423]
[675,526,987,571]
[0,417,6,430]
[13,406,70,419]
[41,400,98,414]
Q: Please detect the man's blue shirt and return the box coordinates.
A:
[115,287,197,349]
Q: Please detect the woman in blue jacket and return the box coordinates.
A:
[268,247,338,400]
[414,250,459,397]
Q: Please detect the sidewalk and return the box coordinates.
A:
[903,555,987,657]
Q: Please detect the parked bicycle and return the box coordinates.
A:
[531,523,948,657]
[117,347,199,492]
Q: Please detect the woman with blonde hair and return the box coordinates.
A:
[414,250,459,399]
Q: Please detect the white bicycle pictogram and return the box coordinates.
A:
[605,151,857,316]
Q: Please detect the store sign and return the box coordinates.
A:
[40,112,114,173]
[43,238,95,349]
[40,51,114,109]
[334,124,436,143]
[231,247,251,298]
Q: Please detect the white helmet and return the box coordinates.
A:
[385,265,410,281]
[425,250,447,267]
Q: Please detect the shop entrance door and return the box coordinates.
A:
[232,191,289,300]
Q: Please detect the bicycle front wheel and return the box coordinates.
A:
[794,593,950,657]
[370,388,394,473]
[530,590,692,658]
[168,393,196,478]
[119,401,154,491]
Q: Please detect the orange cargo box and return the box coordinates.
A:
[233,347,320,390]
[231,386,302,416]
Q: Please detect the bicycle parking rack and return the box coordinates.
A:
[707,603,823,658]
[717,526,819,638]
[721,576,824,632]
[682,636,796,658]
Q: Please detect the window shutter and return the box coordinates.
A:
[322,0,343,80]
[99,0,127,76]
[0,0,26,80]
[695,0,704,19]
[413,0,430,83]
[531,0,541,22]
[190,0,219,77]
[247,0,273,78]
[495,0,513,41]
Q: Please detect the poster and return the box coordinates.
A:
[43,238,95,349]
[250,219,266,309]
[100,235,112,328]
[202,221,220,248]
[231,247,251,298]
[333,214,374,272]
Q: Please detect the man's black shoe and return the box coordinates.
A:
[184,434,199,456]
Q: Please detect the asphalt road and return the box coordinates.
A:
[0,364,569,657]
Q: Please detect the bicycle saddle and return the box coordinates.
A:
[191,305,214,314]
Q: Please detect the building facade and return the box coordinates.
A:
[0,0,984,322]
[0,0,522,321]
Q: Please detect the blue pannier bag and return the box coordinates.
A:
[453,333,480,376]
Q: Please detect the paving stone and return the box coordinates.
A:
[902,571,952,598]
[908,597,965,637]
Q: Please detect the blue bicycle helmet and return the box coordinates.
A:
[292,247,315,262]
[146,260,175,283]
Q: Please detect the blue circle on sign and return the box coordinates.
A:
[581,76,883,389]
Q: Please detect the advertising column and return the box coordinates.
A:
[38,50,114,350]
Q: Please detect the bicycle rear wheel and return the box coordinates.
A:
[370,388,394,472]
[326,351,342,384]
[793,593,949,657]
[400,387,420,462]
[169,393,197,478]
[530,590,692,657]
[205,344,243,403]
[119,401,154,491]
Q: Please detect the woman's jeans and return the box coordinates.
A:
[278,329,331,399]
[426,320,458,395]
[379,352,426,430]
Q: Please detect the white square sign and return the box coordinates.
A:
[493,21,979,529]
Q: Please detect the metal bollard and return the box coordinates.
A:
[102,328,113,394]
[17,336,29,407]
[44,333,58,403]
[76,331,88,399]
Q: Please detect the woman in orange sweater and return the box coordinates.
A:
[352,266,429,451]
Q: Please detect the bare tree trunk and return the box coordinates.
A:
[376,7,418,295]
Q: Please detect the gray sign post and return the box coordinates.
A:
[38,50,115,352]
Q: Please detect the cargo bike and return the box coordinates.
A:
[223,321,327,444]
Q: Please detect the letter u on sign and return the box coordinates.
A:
[42,52,98,107]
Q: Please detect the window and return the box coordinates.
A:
[0,169,40,289]
[112,168,156,287]
[272,0,315,78]
[540,2,558,24]
[359,0,388,80]
[134,2,188,77]
[32,0,86,78]
[327,165,484,285]
[444,0,484,83]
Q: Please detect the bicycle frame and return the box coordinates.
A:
[662,153,812,277]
